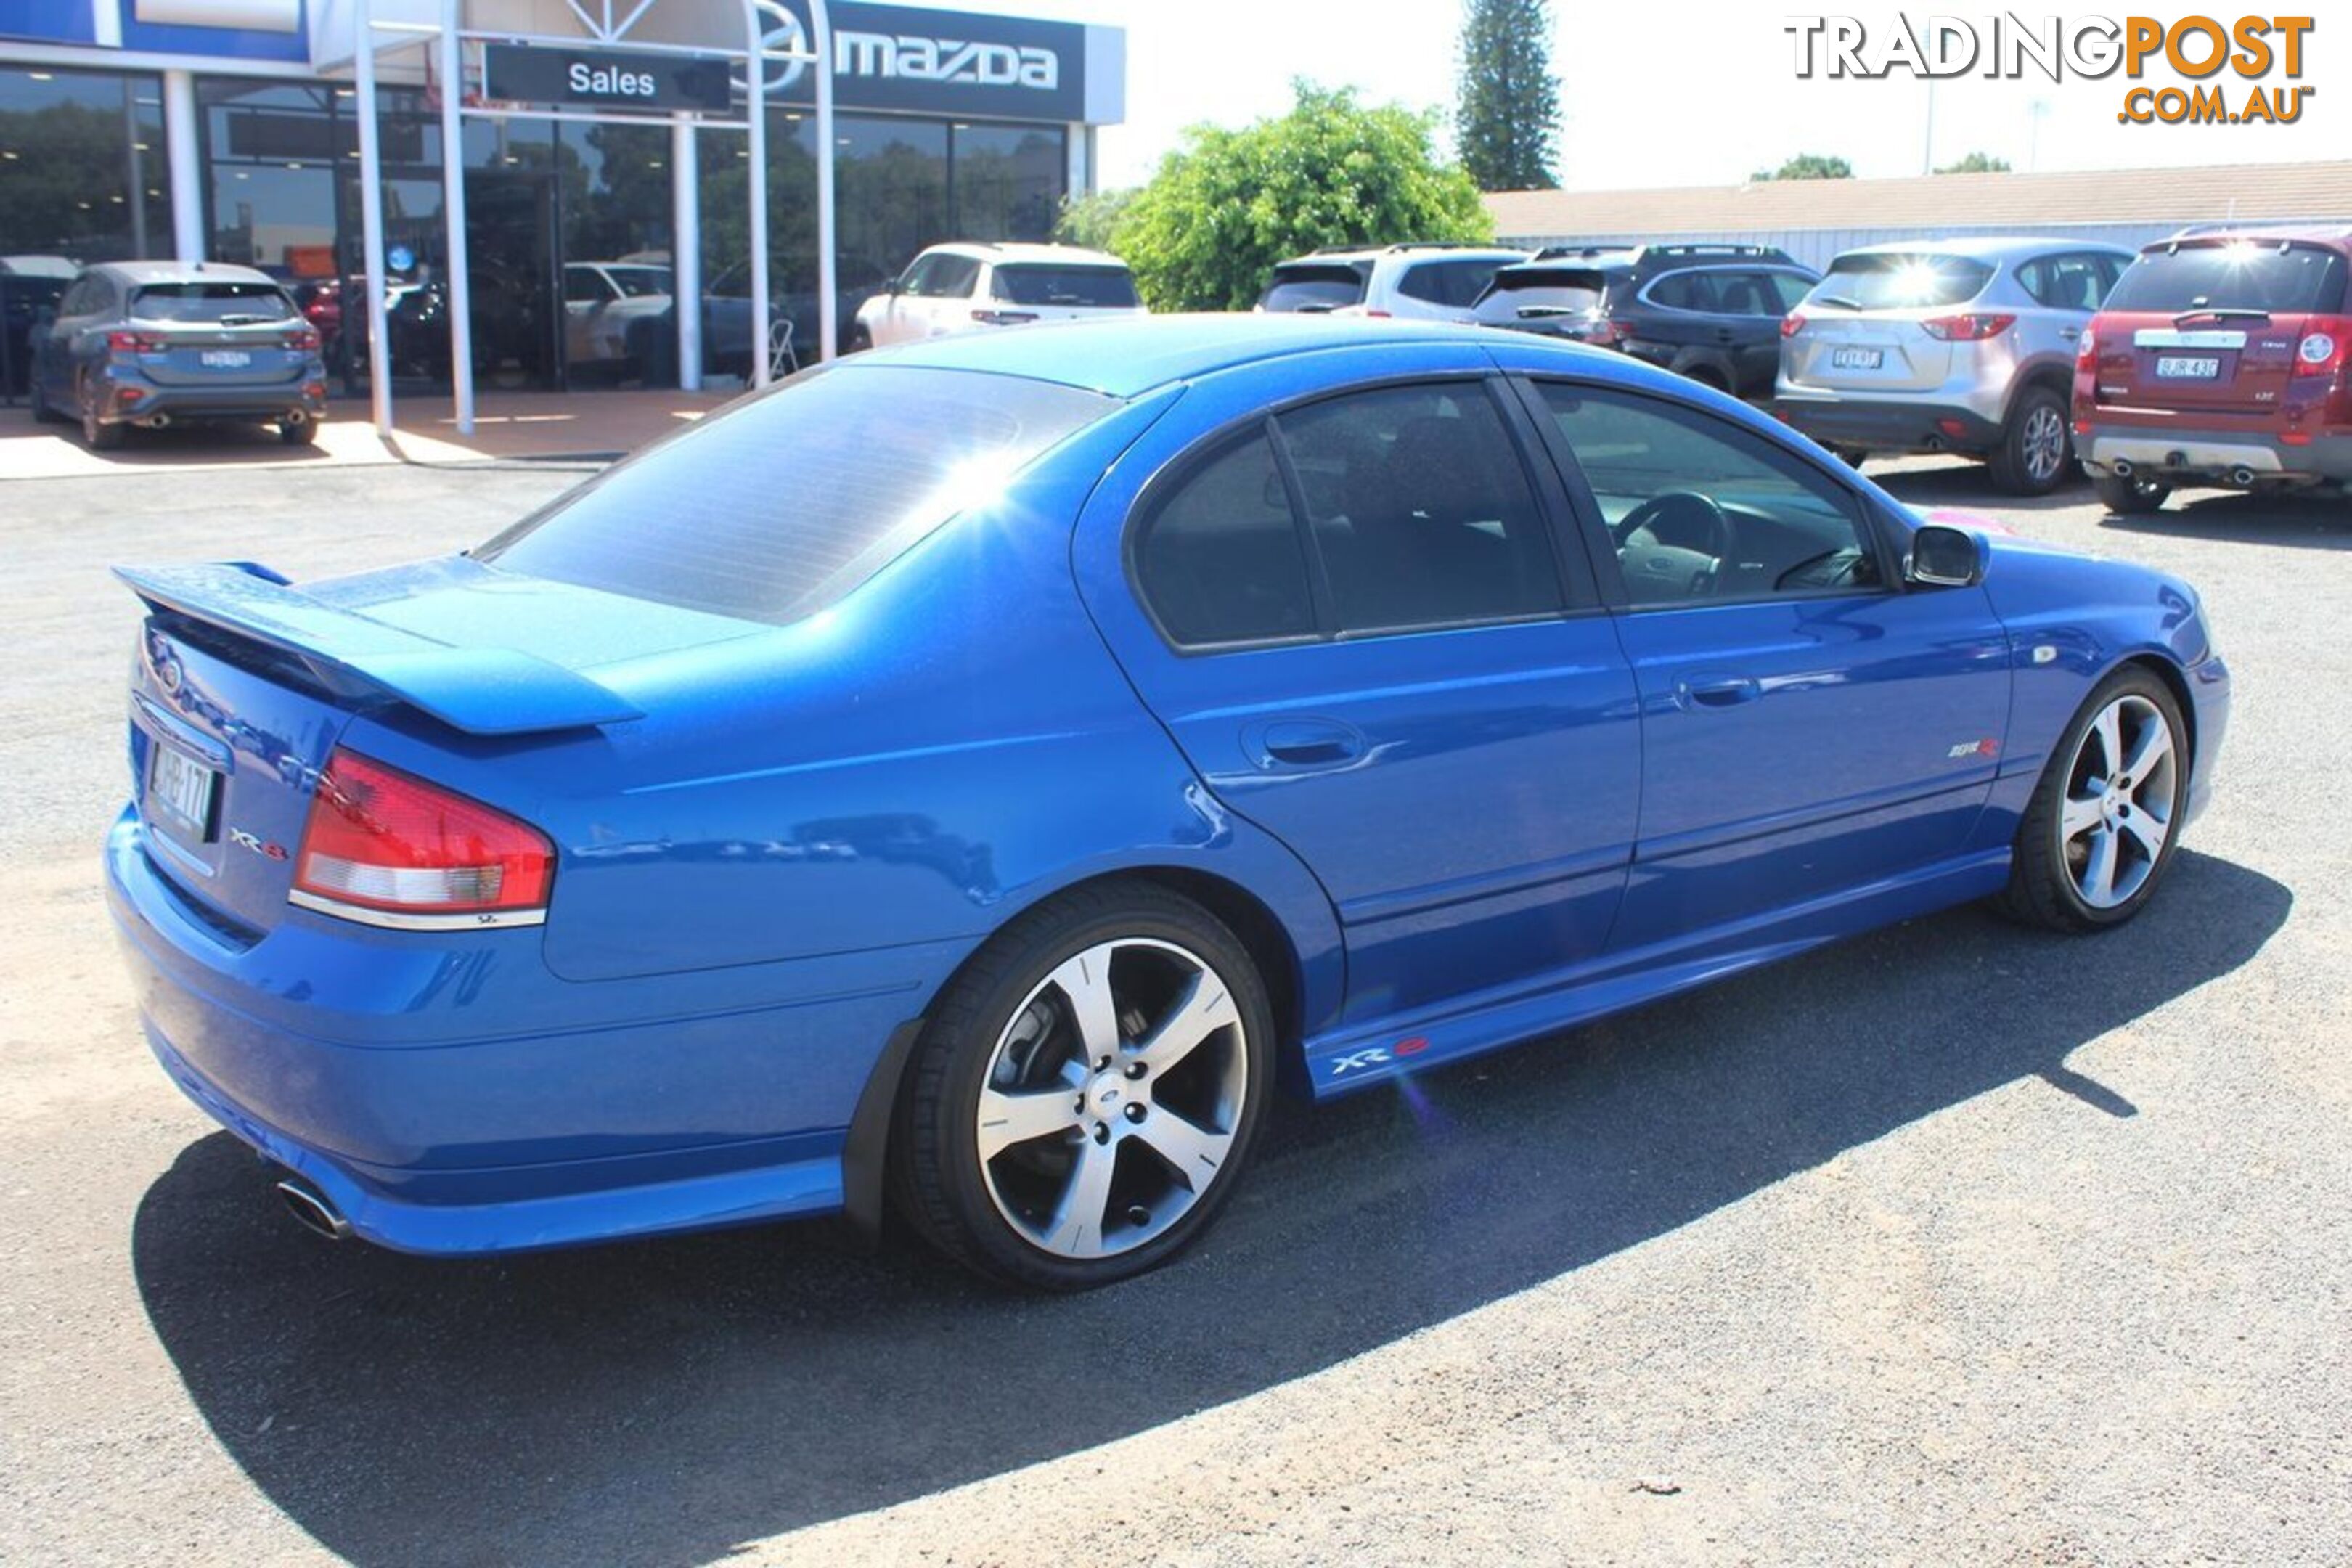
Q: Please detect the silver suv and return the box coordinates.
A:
[1776,236,2134,494]
[1257,243,1528,323]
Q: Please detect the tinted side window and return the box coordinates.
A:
[1538,383,1882,607]
[1397,258,1508,308]
[2019,253,2106,311]
[1767,270,1816,312]
[898,256,942,297]
[933,256,982,298]
[1134,431,1316,646]
[1278,384,1562,632]
[1648,272,1718,311]
[1711,271,1778,315]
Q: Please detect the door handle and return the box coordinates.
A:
[1676,676,1762,710]
[2059,327,2081,341]
[1246,719,1366,771]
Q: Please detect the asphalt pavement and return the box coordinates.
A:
[0,453,2345,1567]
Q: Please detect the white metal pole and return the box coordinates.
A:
[672,116,701,391]
[746,2,769,388]
[438,0,474,435]
[160,70,203,261]
[356,0,393,437]
[812,0,834,364]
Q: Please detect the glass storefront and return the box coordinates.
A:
[0,65,173,261]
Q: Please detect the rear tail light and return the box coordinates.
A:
[2075,327,2097,367]
[969,309,1038,326]
[2292,317,2348,378]
[292,749,553,928]
[1920,313,2017,342]
[107,330,167,354]
[1781,312,1805,339]
[283,326,322,352]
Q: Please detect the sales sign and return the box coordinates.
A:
[482,44,735,113]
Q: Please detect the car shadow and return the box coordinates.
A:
[1869,462,2087,514]
[132,849,2290,1567]
[2096,488,2352,551]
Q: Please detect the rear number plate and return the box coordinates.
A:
[200,350,251,368]
[1829,346,1884,370]
[148,745,219,841]
[2156,355,2221,380]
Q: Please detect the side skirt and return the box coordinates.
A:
[1300,849,2012,1095]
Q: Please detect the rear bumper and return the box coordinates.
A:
[105,809,950,1254]
[2080,422,2352,483]
[98,371,325,426]
[1773,393,2004,454]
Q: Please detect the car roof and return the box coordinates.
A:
[2146,223,2352,252]
[926,242,1127,269]
[850,313,1503,397]
[1278,245,1526,266]
[86,259,283,287]
[1830,234,2136,264]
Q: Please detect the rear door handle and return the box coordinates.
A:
[2059,327,2081,341]
[1246,719,1366,771]
[1676,676,1762,710]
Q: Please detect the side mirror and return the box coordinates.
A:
[1906,523,1988,588]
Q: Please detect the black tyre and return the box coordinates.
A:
[891,881,1274,1290]
[1987,385,2073,496]
[79,377,123,452]
[1996,665,2189,932]
[2094,470,2171,514]
[279,416,319,446]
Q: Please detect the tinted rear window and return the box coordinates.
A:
[2104,241,2349,315]
[1806,253,1994,311]
[1260,264,1368,312]
[1474,269,1609,324]
[991,264,1138,309]
[129,282,296,324]
[1397,257,1511,308]
[477,366,1115,625]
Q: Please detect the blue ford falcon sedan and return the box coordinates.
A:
[106,316,2228,1289]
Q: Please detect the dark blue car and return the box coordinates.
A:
[106,317,2229,1289]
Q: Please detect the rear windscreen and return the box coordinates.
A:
[476,366,1115,626]
[1473,269,1609,323]
[129,282,296,324]
[1805,253,1994,311]
[991,264,1139,309]
[2104,242,2349,315]
[1259,264,1368,313]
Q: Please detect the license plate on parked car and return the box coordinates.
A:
[148,745,219,841]
[200,350,251,368]
[1829,347,1884,370]
[2156,355,2221,379]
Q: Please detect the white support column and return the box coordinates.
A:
[812,0,835,364]
[161,70,203,261]
[746,5,769,388]
[356,0,394,436]
[672,116,701,391]
[437,0,473,434]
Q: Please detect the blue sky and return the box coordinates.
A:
[971,0,2340,190]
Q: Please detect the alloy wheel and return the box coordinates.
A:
[2023,401,2068,483]
[974,937,1250,1261]
[2059,693,2179,910]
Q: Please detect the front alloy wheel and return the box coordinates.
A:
[893,884,1272,1289]
[1998,669,2188,930]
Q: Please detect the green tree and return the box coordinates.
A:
[1115,81,1493,313]
[1455,0,1561,190]
[1749,152,1854,181]
[1935,151,2012,174]
[1054,187,1136,251]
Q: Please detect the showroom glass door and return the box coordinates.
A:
[464,169,562,391]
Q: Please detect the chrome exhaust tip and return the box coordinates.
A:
[2110,459,2134,478]
[282,409,308,425]
[140,413,171,429]
[2229,465,2257,488]
[275,1177,351,1241]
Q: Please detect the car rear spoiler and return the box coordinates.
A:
[114,561,643,736]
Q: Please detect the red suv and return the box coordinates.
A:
[2075,224,2352,513]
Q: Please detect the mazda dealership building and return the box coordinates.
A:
[0,0,1126,398]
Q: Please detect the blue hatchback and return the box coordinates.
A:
[106,317,2229,1289]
